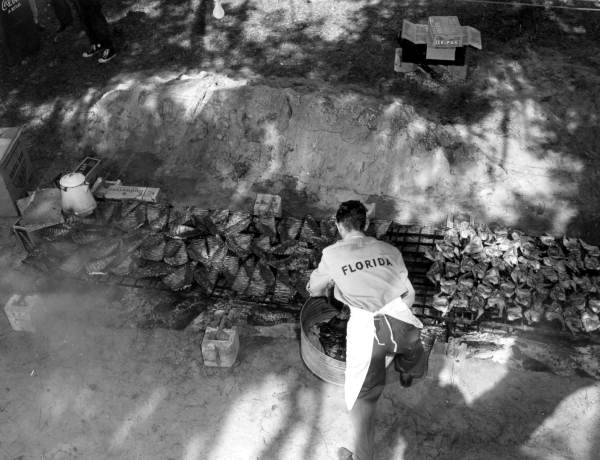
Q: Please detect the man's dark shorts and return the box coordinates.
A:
[359,314,425,397]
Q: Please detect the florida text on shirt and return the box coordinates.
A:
[341,257,394,275]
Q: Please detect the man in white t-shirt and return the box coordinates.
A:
[308,200,429,460]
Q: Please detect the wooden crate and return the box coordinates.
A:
[0,127,32,216]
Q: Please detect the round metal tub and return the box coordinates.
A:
[300,297,345,386]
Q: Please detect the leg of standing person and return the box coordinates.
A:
[347,315,425,460]
[342,315,424,460]
[75,0,115,62]
[75,0,101,57]
[345,316,396,460]
[347,342,386,460]
[394,326,438,386]
[86,0,113,50]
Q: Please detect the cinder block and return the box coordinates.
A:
[253,193,282,218]
[201,326,240,367]
[4,294,42,332]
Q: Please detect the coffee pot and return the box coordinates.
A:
[59,172,97,216]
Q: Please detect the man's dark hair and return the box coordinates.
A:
[336,200,367,231]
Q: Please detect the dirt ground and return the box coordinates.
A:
[2,1,600,459]
[2,316,599,460]
[1,0,600,239]
[1,224,600,460]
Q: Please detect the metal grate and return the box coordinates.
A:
[21,210,467,329]
[54,272,171,291]
[89,274,169,290]
[103,221,451,321]
[205,222,450,317]
[209,274,304,310]
[381,223,445,324]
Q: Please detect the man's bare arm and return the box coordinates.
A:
[307,254,333,297]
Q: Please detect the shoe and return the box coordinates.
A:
[420,327,438,352]
[419,327,440,378]
[337,447,354,460]
[97,48,116,63]
[82,43,102,58]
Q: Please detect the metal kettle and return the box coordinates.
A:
[59,172,97,216]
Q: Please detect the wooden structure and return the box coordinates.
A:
[395,16,482,79]
[0,126,32,216]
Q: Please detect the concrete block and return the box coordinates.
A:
[253,193,282,218]
[3,294,42,332]
[202,326,240,367]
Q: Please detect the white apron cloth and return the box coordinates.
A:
[344,297,423,410]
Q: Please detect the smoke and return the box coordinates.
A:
[0,226,122,349]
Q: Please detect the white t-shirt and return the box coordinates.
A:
[308,234,414,313]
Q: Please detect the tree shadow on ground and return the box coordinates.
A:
[1,3,599,455]
[1,0,597,124]
[3,280,597,460]
[1,230,599,460]
[377,365,598,460]
[1,0,599,239]
[0,309,341,459]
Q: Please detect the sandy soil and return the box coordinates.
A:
[1,218,599,460]
[2,287,600,460]
[1,0,600,239]
[2,1,600,459]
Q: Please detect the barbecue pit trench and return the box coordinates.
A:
[20,206,449,333]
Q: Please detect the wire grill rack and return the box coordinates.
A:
[381,223,445,324]
[46,220,456,325]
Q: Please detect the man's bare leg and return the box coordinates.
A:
[349,384,384,460]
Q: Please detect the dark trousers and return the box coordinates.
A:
[51,0,73,29]
[350,315,426,460]
[75,0,113,49]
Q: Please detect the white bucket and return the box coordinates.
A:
[59,172,97,216]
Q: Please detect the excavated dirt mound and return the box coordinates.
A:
[1,0,600,241]
[21,70,600,245]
